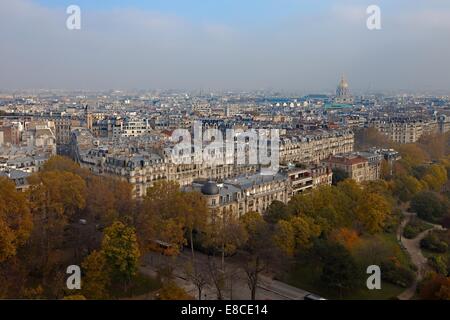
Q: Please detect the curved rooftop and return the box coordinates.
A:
[201,181,219,195]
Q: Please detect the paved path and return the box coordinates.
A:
[140,251,312,300]
[397,211,446,300]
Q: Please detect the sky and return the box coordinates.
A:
[1,0,450,93]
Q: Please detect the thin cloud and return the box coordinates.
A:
[0,0,449,93]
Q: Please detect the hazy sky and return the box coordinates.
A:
[1,0,450,93]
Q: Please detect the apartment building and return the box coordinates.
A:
[280,130,354,165]
[369,117,439,144]
[323,152,382,183]
[186,173,291,219]
[285,164,333,196]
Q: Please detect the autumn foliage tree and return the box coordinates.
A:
[329,228,360,251]
[419,273,450,300]
[102,221,140,290]
[0,177,32,263]
[81,250,110,299]
[137,181,187,256]
[26,170,87,292]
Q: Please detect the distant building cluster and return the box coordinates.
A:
[1,75,448,216]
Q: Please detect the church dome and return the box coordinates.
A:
[338,76,349,89]
[201,181,219,195]
[336,75,350,98]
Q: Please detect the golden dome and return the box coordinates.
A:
[338,75,349,89]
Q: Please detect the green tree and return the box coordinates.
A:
[411,191,448,222]
[264,200,290,224]
[290,215,322,249]
[320,244,359,297]
[392,174,424,202]
[422,164,447,192]
[102,221,140,289]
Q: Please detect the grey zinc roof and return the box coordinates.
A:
[225,173,286,189]
[0,169,30,180]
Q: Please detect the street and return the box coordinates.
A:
[140,250,312,300]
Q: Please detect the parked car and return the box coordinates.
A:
[304,294,326,301]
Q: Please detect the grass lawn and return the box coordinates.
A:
[111,272,161,299]
[285,262,404,300]
[284,232,411,300]
[372,232,412,268]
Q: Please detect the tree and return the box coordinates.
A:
[411,191,448,222]
[63,294,87,300]
[290,215,322,249]
[419,273,450,300]
[85,176,117,224]
[203,209,248,269]
[428,256,448,275]
[288,186,349,234]
[397,144,430,170]
[392,174,424,202]
[264,200,290,224]
[418,133,446,161]
[42,155,90,179]
[0,177,32,262]
[421,164,447,192]
[273,220,295,257]
[102,221,140,289]
[137,181,187,256]
[182,191,208,263]
[27,170,86,283]
[184,262,209,300]
[329,228,360,250]
[201,210,247,300]
[206,256,227,300]
[355,192,391,234]
[157,281,192,300]
[240,212,283,300]
[81,250,110,299]
[320,244,359,297]
[28,171,87,231]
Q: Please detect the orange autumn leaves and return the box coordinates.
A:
[329,228,360,251]
[0,177,33,262]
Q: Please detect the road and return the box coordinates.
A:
[140,250,312,300]
[397,210,446,300]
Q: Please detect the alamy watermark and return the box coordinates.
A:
[367,5,382,30]
[66,5,81,30]
[168,121,280,175]
[66,265,81,290]
[366,265,381,290]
